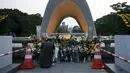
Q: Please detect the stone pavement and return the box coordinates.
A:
[16,62,108,73]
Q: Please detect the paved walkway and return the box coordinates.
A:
[16,62,108,73]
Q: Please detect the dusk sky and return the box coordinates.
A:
[0,0,130,27]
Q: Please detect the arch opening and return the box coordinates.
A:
[55,17,86,33]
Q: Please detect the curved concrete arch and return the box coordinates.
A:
[41,0,97,39]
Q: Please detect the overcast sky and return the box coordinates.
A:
[0,0,130,27]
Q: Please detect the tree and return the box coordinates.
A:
[95,2,130,36]
[0,9,42,37]
[110,2,130,14]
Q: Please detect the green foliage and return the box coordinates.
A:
[95,2,130,36]
[110,2,130,14]
[0,9,42,37]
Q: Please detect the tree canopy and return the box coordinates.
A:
[95,2,130,36]
[0,9,42,37]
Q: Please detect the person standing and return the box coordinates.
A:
[59,46,64,62]
[54,43,59,62]
[82,46,88,63]
[36,47,41,63]
[66,47,72,62]
[90,49,95,60]
[73,44,79,62]
[39,38,55,68]
[79,45,83,62]
[72,45,75,62]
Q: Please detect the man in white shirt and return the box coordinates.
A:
[54,44,59,62]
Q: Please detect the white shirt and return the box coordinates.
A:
[55,47,59,58]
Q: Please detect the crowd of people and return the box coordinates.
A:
[32,37,99,65]
[53,42,95,63]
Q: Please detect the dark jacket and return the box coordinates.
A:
[39,42,55,68]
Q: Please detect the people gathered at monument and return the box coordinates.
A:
[32,37,98,66]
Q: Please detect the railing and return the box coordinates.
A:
[41,33,88,35]
[13,37,32,41]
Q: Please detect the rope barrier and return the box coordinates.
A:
[0,48,27,57]
[2,41,130,64]
[0,41,39,57]
[100,48,130,64]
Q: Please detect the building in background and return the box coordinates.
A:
[62,22,65,26]
[68,27,73,33]
[57,22,69,33]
